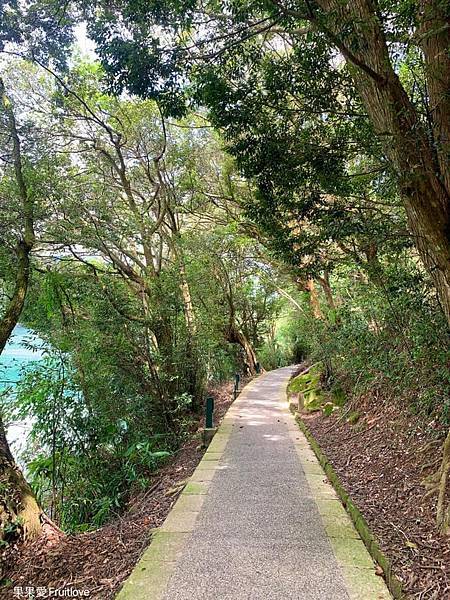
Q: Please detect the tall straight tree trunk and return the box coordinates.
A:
[179,265,197,336]
[0,78,41,545]
[313,0,450,326]
[171,243,197,337]
[178,261,202,406]
[167,234,202,405]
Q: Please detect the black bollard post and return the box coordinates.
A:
[205,396,214,429]
[233,373,240,400]
[203,396,217,447]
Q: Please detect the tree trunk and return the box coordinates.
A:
[363,242,385,288]
[418,0,450,195]
[310,0,450,530]
[0,440,42,546]
[0,78,41,544]
[436,427,450,532]
[178,261,201,407]
[299,278,324,319]
[174,248,197,336]
[314,0,450,326]
[226,324,258,375]
[316,270,337,311]
[169,238,203,405]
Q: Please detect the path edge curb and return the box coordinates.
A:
[290,402,404,599]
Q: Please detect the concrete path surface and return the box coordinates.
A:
[117,367,391,600]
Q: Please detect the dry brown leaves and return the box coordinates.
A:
[305,392,450,600]
[2,380,236,600]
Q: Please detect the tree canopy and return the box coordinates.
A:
[0,0,449,587]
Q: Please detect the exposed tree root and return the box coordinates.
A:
[420,428,450,533]
[420,457,441,474]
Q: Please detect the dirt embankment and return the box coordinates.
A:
[2,379,238,600]
[304,392,450,599]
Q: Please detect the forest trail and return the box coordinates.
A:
[117,368,391,600]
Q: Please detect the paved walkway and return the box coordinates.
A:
[118,367,391,600]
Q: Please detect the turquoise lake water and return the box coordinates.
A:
[1,325,43,457]
[0,325,43,389]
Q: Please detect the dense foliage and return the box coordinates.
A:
[0,59,289,532]
[0,0,449,548]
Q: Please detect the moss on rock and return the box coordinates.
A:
[287,364,322,395]
[288,365,324,412]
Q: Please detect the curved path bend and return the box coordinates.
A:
[118,367,391,600]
